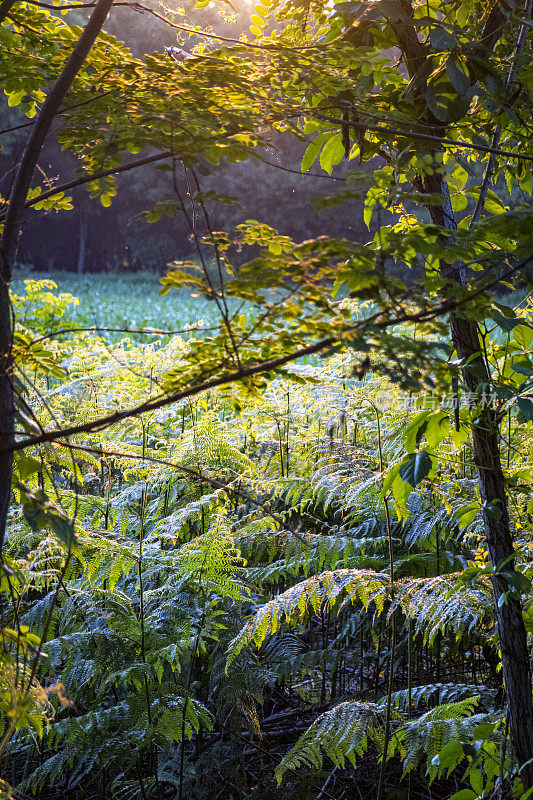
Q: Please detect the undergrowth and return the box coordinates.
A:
[1,279,532,800]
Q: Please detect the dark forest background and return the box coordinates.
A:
[0,1,371,275]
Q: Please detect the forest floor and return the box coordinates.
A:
[5,269,523,800]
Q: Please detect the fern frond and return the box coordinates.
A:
[384,683,496,712]
[395,574,493,644]
[275,701,386,782]
[227,569,389,668]
[170,518,249,601]
[149,488,227,543]
[392,698,497,778]
[178,414,255,475]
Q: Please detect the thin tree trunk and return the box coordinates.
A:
[0,0,115,554]
[0,0,17,24]
[449,312,533,787]
[0,0,19,545]
[392,0,533,786]
[0,281,12,556]
[424,85,533,800]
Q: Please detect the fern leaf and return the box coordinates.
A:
[275,701,386,782]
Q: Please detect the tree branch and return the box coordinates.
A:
[0,0,115,275]
[471,0,533,226]
[8,275,523,454]
[311,111,533,163]
[0,151,173,221]
[0,0,115,553]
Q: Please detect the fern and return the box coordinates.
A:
[227,568,389,667]
[275,701,387,781]
[150,488,227,542]
[178,413,255,475]
[391,698,498,778]
[384,683,497,712]
[395,574,493,644]
[6,321,530,799]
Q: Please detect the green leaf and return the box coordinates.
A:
[435,740,464,770]
[467,187,507,215]
[517,397,533,421]
[319,133,345,175]
[425,411,450,449]
[451,422,469,448]
[513,324,533,350]
[450,791,476,800]
[16,455,42,480]
[469,768,483,796]
[472,721,494,740]
[523,605,533,633]
[451,193,468,212]
[446,56,470,95]
[510,359,533,377]
[399,451,433,487]
[454,501,481,528]
[301,131,334,172]
[489,311,522,332]
[429,26,457,50]
[404,410,432,452]
[382,462,401,494]
[426,81,451,122]
[519,171,533,195]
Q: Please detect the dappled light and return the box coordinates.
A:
[1,1,533,799]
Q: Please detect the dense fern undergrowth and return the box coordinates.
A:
[2,281,533,800]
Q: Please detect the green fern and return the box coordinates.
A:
[391,698,497,779]
[384,683,496,712]
[275,701,387,781]
[227,568,390,668]
[395,574,493,644]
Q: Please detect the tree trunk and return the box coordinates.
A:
[0,0,17,24]
[0,281,13,554]
[0,0,115,554]
[451,314,533,787]
[392,0,533,786]
[420,83,533,800]
[0,0,19,538]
